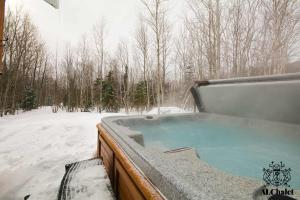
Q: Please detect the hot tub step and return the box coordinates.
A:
[58,158,115,200]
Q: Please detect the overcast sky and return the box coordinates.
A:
[6,0,186,59]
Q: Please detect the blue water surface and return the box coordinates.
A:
[129,118,300,189]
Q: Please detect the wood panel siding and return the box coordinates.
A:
[115,159,144,200]
[97,124,164,200]
[100,136,114,184]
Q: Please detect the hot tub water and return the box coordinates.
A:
[128,118,300,189]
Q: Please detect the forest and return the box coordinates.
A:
[0,0,299,116]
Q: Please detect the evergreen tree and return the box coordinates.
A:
[133,81,147,111]
[101,71,120,112]
[21,87,37,111]
[122,65,129,112]
[94,77,103,112]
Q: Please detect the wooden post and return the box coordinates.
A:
[0,0,5,75]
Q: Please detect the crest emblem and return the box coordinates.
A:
[263,161,291,187]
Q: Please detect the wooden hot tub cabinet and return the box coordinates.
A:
[96,124,165,200]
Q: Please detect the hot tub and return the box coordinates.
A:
[97,73,300,200]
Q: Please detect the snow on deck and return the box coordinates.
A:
[0,106,186,200]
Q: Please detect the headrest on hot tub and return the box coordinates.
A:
[190,73,300,124]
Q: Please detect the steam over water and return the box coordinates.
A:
[129,118,300,189]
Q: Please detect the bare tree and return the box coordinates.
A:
[0,0,5,75]
[161,11,171,104]
[76,36,94,111]
[263,0,300,74]
[226,0,260,76]
[135,16,151,110]
[187,0,222,79]
[93,19,106,112]
[141,0,169,114]
[117,41,130,113]
[2,1,300,115]
[1,9,53,115]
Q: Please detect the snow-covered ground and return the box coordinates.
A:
[0,106,187,200]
